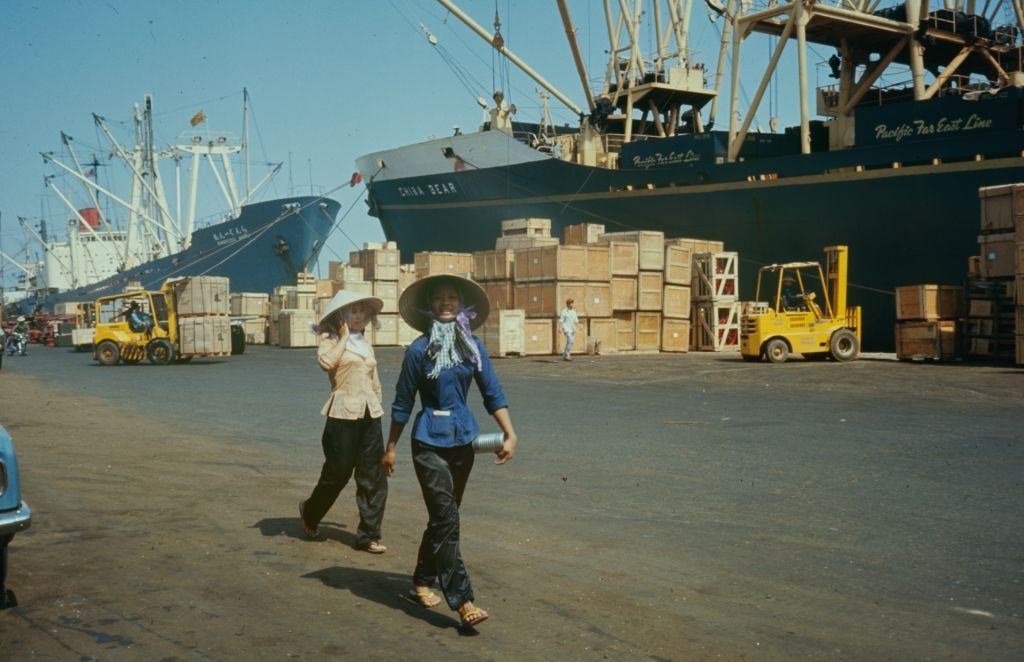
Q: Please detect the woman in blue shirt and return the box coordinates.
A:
[384,274,517,629]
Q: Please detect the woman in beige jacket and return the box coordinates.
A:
[299,290,388,553]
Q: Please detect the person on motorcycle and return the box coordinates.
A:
[8,316,29,356]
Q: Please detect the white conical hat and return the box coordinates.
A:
[318,290,383,327]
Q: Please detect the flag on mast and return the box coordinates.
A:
[190,110,206,127]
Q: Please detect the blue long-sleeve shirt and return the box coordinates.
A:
[391,336,508,448]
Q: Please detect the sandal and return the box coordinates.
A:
[459,607,489,628]
[298,500,319,539]
[357,541,387,554]
[405,587,442,609]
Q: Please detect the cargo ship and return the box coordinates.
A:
[2,91,339,314]
[356,0,1024,348]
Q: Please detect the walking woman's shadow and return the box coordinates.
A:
[253,516,359,546]
[302,566,473,633]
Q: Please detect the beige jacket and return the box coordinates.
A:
[318,335,383,419]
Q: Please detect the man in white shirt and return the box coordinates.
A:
[558,298,579,361]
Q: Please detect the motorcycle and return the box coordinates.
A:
[5,333,26,357]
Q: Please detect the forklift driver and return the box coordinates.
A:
[125,301,154,335]
[781,275,807,311]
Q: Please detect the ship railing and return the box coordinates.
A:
[817,79,916,112]
[603,133,626,154]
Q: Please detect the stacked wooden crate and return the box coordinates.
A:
[596,230,666,352]
[276,272,318,348]
[692,248,739,351]
[230,292,270,345]
[414,251,474,279]
[893,285,963,361]
[971,184,1021,362]
[170,276,232,356]
[495,218,559,251]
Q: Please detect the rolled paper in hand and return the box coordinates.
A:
[472,432,505,454]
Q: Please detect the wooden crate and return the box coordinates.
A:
[415,251,474,279]
[515,282,587,318]
[368,314,398,346]
[328,262,364,283]
[523,319,554,355]
[693,252,739,301]
[172,276,230,316]
[969,299,994,317]
[482,280,516,310]
[478,309,526,357]
[473,249,515,281]
[278,310,317,348]
[661,318,690,353]
[359,248,400,281]
[178,315,232,355]
[979,183,1024,235]
[611,277,638,310]
[895,285,963,320]
[373,281,399,313]
[664,245,692,285]
[599,230,665,271]
[585,245,611,281]
[979,232,1016,278]
[501,218,551,237]
[515,245,586,282]
[895,320,959,360]
[612,311,636,351]
[230,292,270,317]
[968,255,981,278]
[287,290,317,311]
[638,272,664,311]
[398,319,420,346]
[241,318,268,345]
[331,280,373,296]
[296,271,316,285]
[398,265,416,292]
[271,286,295,322]
[666,237,725,254]
[584,282,612,318]
[494,235,559,250]
[693,302,740,351]
[269,319,281,345]
[554,317,587,355]
[635,312,662,352]
[597,240,639,276]
[588,318,618,354]
[564,223,605,245]
[663,285,691,319]
[313,295,332,319]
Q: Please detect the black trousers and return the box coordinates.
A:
[303,412,387,547]
[411,439,475,610]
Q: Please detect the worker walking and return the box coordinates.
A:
[299,290,389,554]
[558,298,578,361]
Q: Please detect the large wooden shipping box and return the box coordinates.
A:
[398,265,417,292]
[523,319,554,355]
[501,218,551,237]
[585,245,611,281]
[979,183,1024,235]
[598,240,640,276]
[415,252,474,279]
[664,244,692,285]
[398,319,421,346]
[178,315,231,355]
[287,289,316,311]
[895,321,960,360]
[371,314,399,346]
[611,277,638,310]
[515,246,586,282]
[584,282,612,318]
[663,285,691,319]
[278,310,317,348]
[494,235,559,251]
[895,285,963,320]
[979,233,1017,278]
[599,231,665,271]
[331,280,374,296]
[516,282,586,318]
[230,292,269,317]
[173,277,230,316]
[482,281,516,310]
[373,281,399,313]
[478,309,526,357]
[359,248,400,281]
[661,318,691,353]
[554,317,587,355]
[638,272,664,311]
[665,237,725,254]
[693,252,739,301]
[271,286,295,322]
[612,312,636,351]
[241,318,267,345]
[473,249,515,281]
[635,312,662,351]
[328,263,364,283]
[563,223,605,245]
[588,318,617,354]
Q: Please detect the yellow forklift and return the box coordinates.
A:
[740,245,862,364]
[92,286,180,365]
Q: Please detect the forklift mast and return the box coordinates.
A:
[824,245,849,319]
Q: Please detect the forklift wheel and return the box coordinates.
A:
[829,329,859,362]
[764,338,790,364]
[147,339,174,365]
[95,340,121,366]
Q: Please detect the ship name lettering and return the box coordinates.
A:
[426,182,458,195]
[213,225,251,245]
[631,150,701,170]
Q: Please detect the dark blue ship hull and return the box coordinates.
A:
[26,195,339,311]
[367,130,1024,350]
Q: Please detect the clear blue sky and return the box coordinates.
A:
[0,0,912,291]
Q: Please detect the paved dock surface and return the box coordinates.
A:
[0,345,1021,660]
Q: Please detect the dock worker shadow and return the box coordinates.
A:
[302,566,468,633]
[253,516,359,547]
